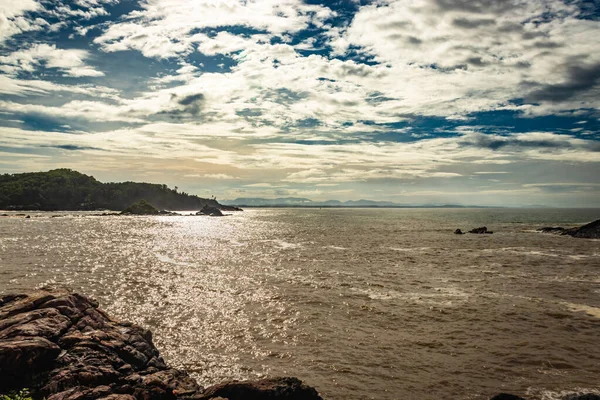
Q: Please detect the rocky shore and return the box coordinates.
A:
[1,290,598,400]
[0,290,321,400]
[538,219,600,239]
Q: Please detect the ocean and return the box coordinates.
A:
[1,208,599,400]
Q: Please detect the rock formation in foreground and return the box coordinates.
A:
[0,289,322,400]
[538,219,600,239]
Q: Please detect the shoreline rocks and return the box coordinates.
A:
[0,289,322,400]
[538,219,600,239]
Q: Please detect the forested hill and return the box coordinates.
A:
[0,169,220,211]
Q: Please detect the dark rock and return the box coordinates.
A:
[489,395,527,400]
[454,229,464,235]
[562,394,600,400]
[196,206,224,217]
[121,200,159,215]
[219,205,243,212]
[0,336,61,384]
[469,227,493,234]
[199,377,323,400]
[569,219,600,239]
[25,215,31,219]
[537,219,600,239]
[0,289,324,400]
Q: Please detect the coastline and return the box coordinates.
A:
[1,290,599,400]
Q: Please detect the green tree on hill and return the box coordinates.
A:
[0,169,220,211]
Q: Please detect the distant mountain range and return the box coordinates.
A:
[221,197,495,208]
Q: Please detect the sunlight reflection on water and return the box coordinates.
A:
[1,208,599,400]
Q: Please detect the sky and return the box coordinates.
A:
[0,0,599,206]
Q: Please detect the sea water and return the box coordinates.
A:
[0,208,599,400]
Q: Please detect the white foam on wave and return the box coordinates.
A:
[526,387,600,400]
[389,246,431,252]
[264,239,303,249]
[562,302,600,319]
[324,245,347,250]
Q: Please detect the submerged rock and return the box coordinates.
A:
[0,289,323,400]
[469,226,493,234]
[121,200,159,215]
[538,227,566,234]
[489,395,527,400]
[454,229,464,235]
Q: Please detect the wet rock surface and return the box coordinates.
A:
[196,206,224,217]
[469,226,493,234]
[538,219,600,239]
[0,290,322,400]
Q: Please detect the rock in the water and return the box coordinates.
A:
[569,219,600,239]
[196,205,224,217]
[489,394,527,400]
[218,205,243,212]
[199,377,322,400]
[454,229,464,235]
[537,219,600,239]
[469,226,493,234]
[121,200,159,215]
[0,289,323,400]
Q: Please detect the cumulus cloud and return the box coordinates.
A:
[328,0,600,117]
[0,44,104,77]
[1,0,599,206]
[0,0,43,42]
[94,0,335,58]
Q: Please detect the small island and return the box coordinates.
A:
[0,169,241,213]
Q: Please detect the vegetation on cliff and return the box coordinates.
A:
[0,169,221,211]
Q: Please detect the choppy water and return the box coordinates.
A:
[1,208,599,400]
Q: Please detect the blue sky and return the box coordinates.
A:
[0,0,599,206]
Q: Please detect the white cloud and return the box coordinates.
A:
[0,74,119,97]
[0,0,44,42]
[0,44,104,77]
[94,0,334,58]
[326,0,600,117]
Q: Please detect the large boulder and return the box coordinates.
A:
[121,200,159,215]
[199,377,322,400]
[569,219,600,239]
[196,206,224,217]
[537,219,600,239]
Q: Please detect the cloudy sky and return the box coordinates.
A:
[0,0,599,206]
